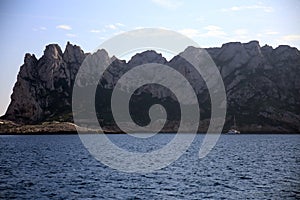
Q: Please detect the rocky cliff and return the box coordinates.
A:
[208,41,300,132]
[4,42,86,123]
[2,41,300,133]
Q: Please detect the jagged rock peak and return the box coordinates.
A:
[274,45,300,54]
[219,40,260,50]
[128,50,167,65]
[182,45,210,54]
[43,44,63,60]
[94,48,110,57]
[261,44,273,51]
[244,40,260,47]
[261,45,274,60]
[178,46,208,61]
[24,53,37,65]
[19,53,38,80]
[63,41,85,63]
[221,41,242,48]
[243,40,262,56]
[272,45,300,61]
[182,46,201,53]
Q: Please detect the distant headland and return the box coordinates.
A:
[1,41,300,134]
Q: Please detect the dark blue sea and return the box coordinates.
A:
[1,134,299,199]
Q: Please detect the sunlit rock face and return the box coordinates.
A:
[3,41,300,132]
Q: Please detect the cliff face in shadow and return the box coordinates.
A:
[207,41,300,132]
[4,42,87,123]
[2,41,300,133]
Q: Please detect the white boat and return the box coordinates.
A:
[227,116,240,134]
[227,129,240,134]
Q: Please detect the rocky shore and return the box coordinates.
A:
[0,119,77,134]
[0,119,121,134]
[1,119,298,134]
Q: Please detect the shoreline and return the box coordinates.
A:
[1,119,299,135]
[1,131,300,135]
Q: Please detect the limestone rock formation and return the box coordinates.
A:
[4,42,86,123]
[207,41,300,132]
[2,41,300,133]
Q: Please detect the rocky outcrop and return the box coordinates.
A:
[0,119,122,134]
[0,119,77,134]
[207,41,300,132]
[4,42,86,124]
[2,41,300,133]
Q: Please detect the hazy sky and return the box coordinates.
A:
[0,0,299,115]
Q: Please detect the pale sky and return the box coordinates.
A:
[0,0,299,115]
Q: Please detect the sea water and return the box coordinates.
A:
[0,134,299,199]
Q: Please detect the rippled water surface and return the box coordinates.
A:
[1,134,299,199]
